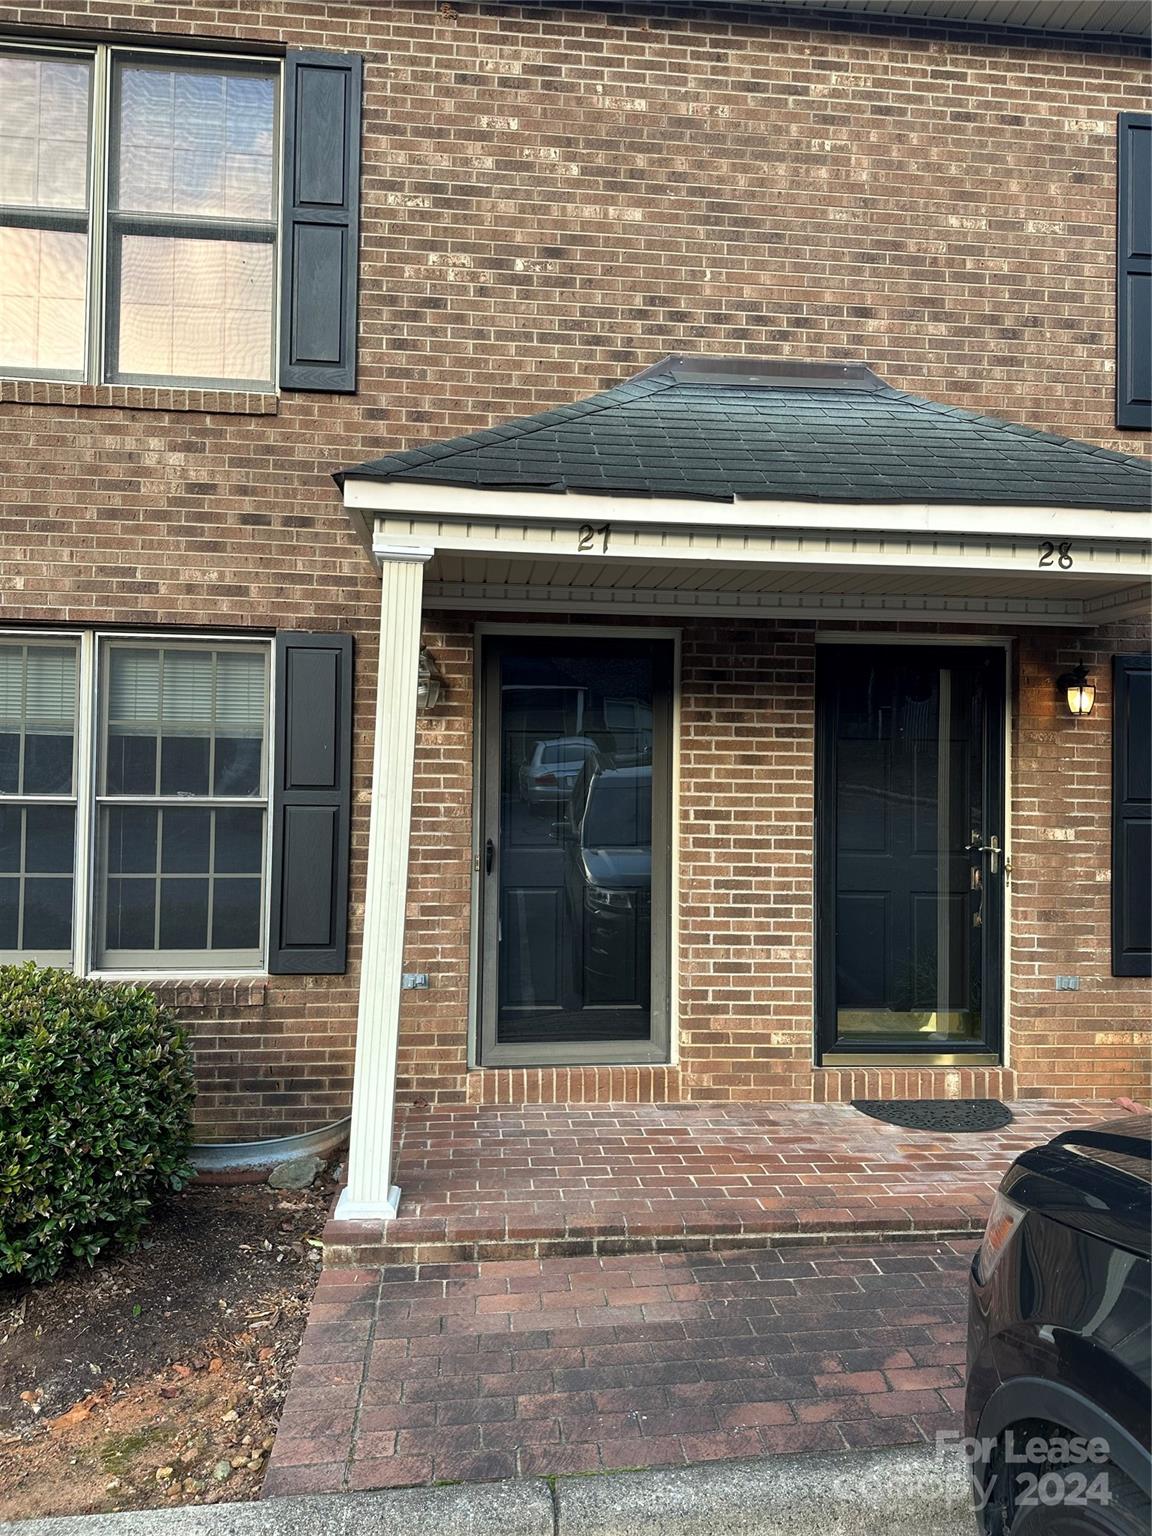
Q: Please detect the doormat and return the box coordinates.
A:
[851,1098,1014,1133]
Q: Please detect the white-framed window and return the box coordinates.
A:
[0,630,272,974]
[0,42,279,388]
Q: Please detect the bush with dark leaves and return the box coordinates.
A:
[0,964,195,1283]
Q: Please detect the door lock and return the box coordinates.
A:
[969,833,1002,875]
[485,838,495,875]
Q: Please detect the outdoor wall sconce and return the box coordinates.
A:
[416,647,446,713]
[1057,662,1096,717]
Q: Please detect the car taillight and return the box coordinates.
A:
[975,1191,1026,1285]
[535,772,557,786]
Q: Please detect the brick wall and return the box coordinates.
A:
[398,613,1151,1109]
[1010,622,1151,1101]
[0,0,1148,1134]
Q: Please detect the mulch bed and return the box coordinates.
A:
[0,1177,333,1521]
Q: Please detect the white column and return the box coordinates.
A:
[334,545,432,1222]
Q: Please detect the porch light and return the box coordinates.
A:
[417,647,446,713]
[1057,662,1096,717]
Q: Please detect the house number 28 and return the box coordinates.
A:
[578,522,611,552]
[1038,540,1073,569]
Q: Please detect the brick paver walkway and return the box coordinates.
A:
[263,1238,976,1496]
[325,1099,1102,1264]
[266,1098,1114,1497]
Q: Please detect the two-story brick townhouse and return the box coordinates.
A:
[0,0,1149,1216]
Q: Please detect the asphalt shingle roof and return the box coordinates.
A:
[338,357,1152,512]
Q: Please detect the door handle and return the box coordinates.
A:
[485,838,495,875]
[969,833,1001,875]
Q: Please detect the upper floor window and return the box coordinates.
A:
[0,43,362,393]
[0,47,277,389]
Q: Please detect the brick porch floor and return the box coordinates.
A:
[323,1098,1104,1265]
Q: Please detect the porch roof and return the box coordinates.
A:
[339,356,1152,513]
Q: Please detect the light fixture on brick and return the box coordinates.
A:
[1058,662,1096,717]
[416,647,445,712]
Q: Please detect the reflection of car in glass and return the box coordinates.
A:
[564,767,652,1004]
[517,736,600,808]
[965,1114,1151,1536]
[570,766,652,903]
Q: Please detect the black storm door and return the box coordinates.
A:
[816,646,1005,1060]
[479,636,672,1067]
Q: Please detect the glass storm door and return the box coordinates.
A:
[479,637,672,1066]
[816,646,1005,1060]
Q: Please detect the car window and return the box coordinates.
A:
[541,740,594,765]
[582,774,651,847]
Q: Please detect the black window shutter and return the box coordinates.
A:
[1113,654,1151,977]
[1117,112,1151,430]
[279,50,362,393]
[268,633,354,974]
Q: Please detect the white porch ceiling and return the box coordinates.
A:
[427,551,1133,603]
[423,552,1149,628]
[368,494,1151,628]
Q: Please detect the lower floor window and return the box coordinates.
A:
[100,804,265,965]
[0,629,271,972]
[0,804,76,956]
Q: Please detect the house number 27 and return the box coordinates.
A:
[577,523,611,553]
[1038,540,1073,569]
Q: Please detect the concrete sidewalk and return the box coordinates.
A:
[2,1442,975,1535]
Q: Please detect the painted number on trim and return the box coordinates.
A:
[1038,540,1074,569]
[578,523,611,553]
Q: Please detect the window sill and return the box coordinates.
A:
[0,380,279,416]
[91,975,270,1009]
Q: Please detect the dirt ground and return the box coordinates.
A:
[0,1177,333,1520]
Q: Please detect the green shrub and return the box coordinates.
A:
[0,964,196,1284]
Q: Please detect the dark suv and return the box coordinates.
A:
[966,1114,1151,1534]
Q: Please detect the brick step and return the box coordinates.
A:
[322,1099,1106,1267]
[322,1198,989,1267]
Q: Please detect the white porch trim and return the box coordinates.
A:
[334,544,431,1224]
[358,495,1150,631]
[345,478,1151,543]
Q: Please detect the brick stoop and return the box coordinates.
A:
[324,1204,987,1268]
[322,1097,1103,1268]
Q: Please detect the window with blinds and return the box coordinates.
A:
[0,638,79,961]
[106,57,277,387]
[0,45,278,389]
[0,51,92,379]
[0,628,351,977]
[97,640,269,967]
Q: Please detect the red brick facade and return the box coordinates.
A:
[0,1,1148,1137]
[401,615,1151,1112]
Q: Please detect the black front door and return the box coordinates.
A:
[479,636,672,1066]
[816,646,1005,1060]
